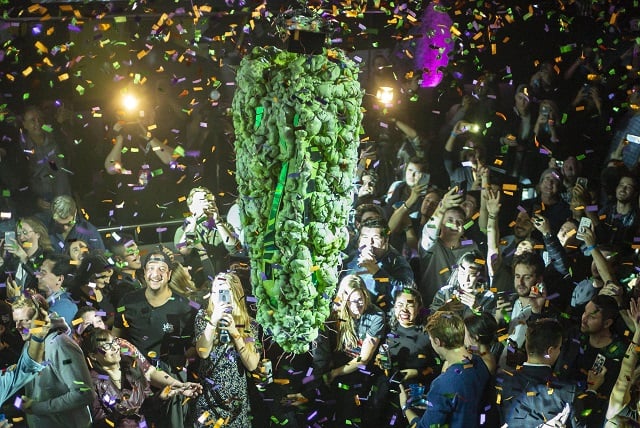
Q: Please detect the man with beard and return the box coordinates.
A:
[594,175,638,252]
[490,208,539,293]
[344,218,414,310]
[112,251,198,427]
[419,187,479,306]
[556,294,626,427]
[495,252,550,368]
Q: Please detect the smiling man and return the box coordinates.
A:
[111,250,196,428]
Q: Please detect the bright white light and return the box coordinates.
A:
[122,94,139,111]
[376,86,394,105]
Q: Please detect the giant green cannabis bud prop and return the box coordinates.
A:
[233,46,363,353]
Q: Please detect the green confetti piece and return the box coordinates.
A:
[114,16,127,23]
[576,154,586,161]
[338,383,350,390]
[75,85,85,95]
[561,113,568,124]
[2,190,10,197]
[559,44,574,53]
[23,93,30,100]
[151,168,163,177]
[112,61,121,70]
[463,220,474,230]
[173,146,185,157]
[121,147,129,154]
[117,306,126,313]
[41,124,53,133]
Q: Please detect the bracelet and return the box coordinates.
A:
[585,245,596,252]
[30,335,46,343]
[450,132,457,138]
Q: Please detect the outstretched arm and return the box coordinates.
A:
[607,298,640,420]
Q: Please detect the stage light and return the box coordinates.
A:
[121,94,139,111]
[376,86,394,105]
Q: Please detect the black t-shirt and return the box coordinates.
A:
[114,289,195,367]
[386,323,435,373]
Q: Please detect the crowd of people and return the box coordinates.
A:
[1,3,640,428]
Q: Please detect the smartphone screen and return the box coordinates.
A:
[218,288,231,304]
[4,231,15,243]
[576,217,592,241]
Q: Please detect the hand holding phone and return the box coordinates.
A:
[591,353,606,375]
[576,217,592,241]
[576,177,588,189]
[218,288,232,305]
[4,231,15,245]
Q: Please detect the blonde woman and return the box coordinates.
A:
[325,275,386,424]
[193,272,260,427]
[606,297,640,427]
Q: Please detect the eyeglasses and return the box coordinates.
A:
[348,299,365,307]
[99,341,119,352]
[17,230,34,237]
